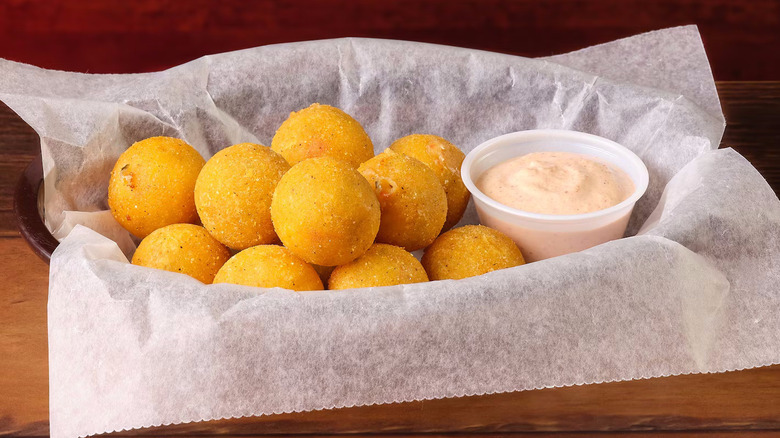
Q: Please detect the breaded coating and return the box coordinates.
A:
[422,225,525,280]
[131,223,230,284]
[390,134,469,231]
[271,156,380,266]
[213,245,324,291]
[328,243,428,290]
[109,136,205,238]
[195,143,290,250]
[271,103,374,167]
[359,149,447,251]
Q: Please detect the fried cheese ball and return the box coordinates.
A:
[271,103,374,167]
[131,223,230,284]
[213,245,324,291]
[358,149,447,251]
[271,156,381,266]
[390,134,469,231]
[328,243,428,290]
[194,143,290,250]
[109,136,205,238]
[422,225,525,280]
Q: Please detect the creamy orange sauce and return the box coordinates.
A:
[476,151,634,215]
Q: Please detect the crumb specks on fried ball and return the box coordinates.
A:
[422,225,525,280]
[390,134,469,231]
[195,143,290,250]
[109,136,205,238]
[359,149,447,251]
[213,245,324,291]
[131,223,230,284]
[328,243,428,290]
[271,103,374,167]
[271,156,381,266]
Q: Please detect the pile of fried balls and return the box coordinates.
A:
[108,103,525,290]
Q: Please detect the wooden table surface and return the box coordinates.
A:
[1,82,779,437]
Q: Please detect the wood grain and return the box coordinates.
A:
[0,239,49,437]
[719,82,780,187]
[102,435,780,438]
[0,0,779,80]
[0,83,779,436]
[0,103,37,237]
[114,363,780,435]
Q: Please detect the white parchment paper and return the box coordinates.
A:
[1,26,779,438]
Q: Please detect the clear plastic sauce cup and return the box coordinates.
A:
[461,130,649,262]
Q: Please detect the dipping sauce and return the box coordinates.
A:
[476,151,635,215]
[462,130,648,264]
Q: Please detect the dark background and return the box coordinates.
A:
[0,0,778,80]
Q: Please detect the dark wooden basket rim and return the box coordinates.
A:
[13,154,58,264]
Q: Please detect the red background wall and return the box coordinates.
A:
[0,0,778,80]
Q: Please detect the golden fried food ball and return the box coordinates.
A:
[213,245,323,291]
[390,134,469,231]
[422,225,525,280]
[328,243,428,290]
[131,223,230,284]
[358,149,447,251]
[271,156,380,266]
[194,143,290,250]
[271,103,374,167]
[109,136,205,238]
